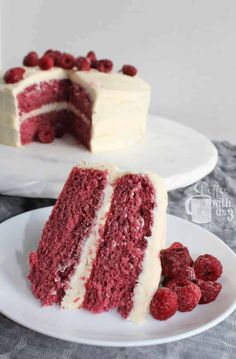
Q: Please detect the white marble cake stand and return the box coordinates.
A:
[0,115,217,198]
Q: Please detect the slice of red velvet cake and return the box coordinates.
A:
[28,163,167,323]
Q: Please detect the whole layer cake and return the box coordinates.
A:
[0,50,150,152]
[28,163,167,323]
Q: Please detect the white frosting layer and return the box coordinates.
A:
[127,173,167,323]
[0,68,150,152]
[70,71,150,153]
[60,163,167,323]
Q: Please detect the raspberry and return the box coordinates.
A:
[193,254,223,281]
[164,277,191,291]
[37,126,55,143]
[57,53,75,69]
[150,288,177,320]
[170,242,184,249]
[160,246,193,278]
[97,59,113,73]
[23,51,39,67]
[121,64,137,77]
[76,57,90,71]
[86,50,97,67]
[175,265,196,281]
[54,122,67,138]
[39,56,54,70]
[4,67,25,84]
[175,282,201,312]
[44,50,61,64]
[197,280,222,304]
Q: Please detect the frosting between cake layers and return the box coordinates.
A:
[0,68,151,152]
[61,163,167,323]
[127,173,167,323]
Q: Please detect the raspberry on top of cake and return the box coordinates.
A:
[0,50,150,153]
[28,163,167,323]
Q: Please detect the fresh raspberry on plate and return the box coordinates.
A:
[164,277,191,291]
[175,282,201,312]
[196,279,222,304]
[160,245,193,278]
[193,254,223,281]
[150,288,178,320]
[37,126,55,143]
[4,67,25,84]
[23,51,39,67]
[175,265,196,281]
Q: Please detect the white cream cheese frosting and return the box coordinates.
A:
[0,67,150,152]
[61,163,167,323]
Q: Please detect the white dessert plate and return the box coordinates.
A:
[0,207,235,347]
[0,115,217,198]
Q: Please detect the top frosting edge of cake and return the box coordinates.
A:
[0,67,150,95]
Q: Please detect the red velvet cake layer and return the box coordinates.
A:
[18,79,93,148]
[17,79,70,114]
[20,110,70,144]
[82,174,155,318]
[69,82,92,119]
[28,167,108,306]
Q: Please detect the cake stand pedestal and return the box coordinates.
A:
[0,115,217,198]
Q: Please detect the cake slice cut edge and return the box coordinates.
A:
[28,162,167,323]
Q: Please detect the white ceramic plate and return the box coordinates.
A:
[0,207,235,347]
[0,116,217,198]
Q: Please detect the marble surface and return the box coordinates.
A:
[0,141,235,358]
[0,116,217,198]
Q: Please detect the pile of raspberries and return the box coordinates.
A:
[150,242,223,321]
[4,49,137,84]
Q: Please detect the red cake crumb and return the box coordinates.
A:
[160,245,193,278]
[97,59,113,73]
[150,288,178,320]
[122,65,137,77]
[175,282,201,312]
[37,125,55,143]
[39,55,54,70]
[193,254,223,281]
[57,53,75,69]
[4,67,25,84]
[83,174,155,318]
[23,51,39,67]
[28,168,108,305]
[76,57,90,71]
[197,279,222,304]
